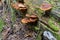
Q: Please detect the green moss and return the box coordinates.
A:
[0,19,4,32]
[34,27,40,31]
[36,31,42,40]
[54,34,60,40]
[10,7,16,22]
[48,19,59,32]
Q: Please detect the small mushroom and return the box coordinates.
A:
[18,3,27,12]
[40,2,52,16]
[11,2,27,12]
[25,14,38,23]
[30,14,38,19]
[11,3,20,10]
[29,14,38,22]
[26,14,38,18]
[40,3,52,11]
[21,18,30,24]
[25,14,30,17]
[29,18,37,22]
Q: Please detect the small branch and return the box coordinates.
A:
[39,19,50,27]
[39,19,58,32]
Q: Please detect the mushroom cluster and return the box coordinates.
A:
[21,14,38,24]
[11,2,27,12]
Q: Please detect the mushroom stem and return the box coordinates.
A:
[44,9,51,17]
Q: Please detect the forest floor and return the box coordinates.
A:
[0,0,60,40]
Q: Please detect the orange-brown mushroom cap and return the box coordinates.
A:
[18,3,26,8]
[29,18,37,22]
[21,18,30,24]
[26,14,38,18]
[40,3,52,11]
[11,2,27,10]
[30,14,38,19]
[11,3,20,10]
